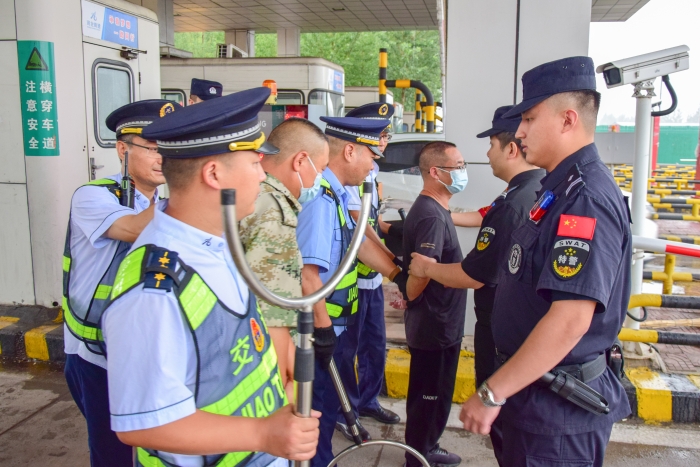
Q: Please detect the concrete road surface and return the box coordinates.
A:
[1,361,699,466]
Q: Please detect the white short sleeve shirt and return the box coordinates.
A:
[63,174,157,369]
[102,203,279,467]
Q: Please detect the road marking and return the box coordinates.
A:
[0,317,20,355]
[626,367,672,422]
[24,324,60,361]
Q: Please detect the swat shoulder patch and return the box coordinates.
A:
[144,247,180,291]
[552,238,590,279]
[476,227,495,251]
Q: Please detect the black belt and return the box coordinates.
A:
[495,350,610,415]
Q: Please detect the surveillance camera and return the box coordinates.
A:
[595,45,689,89]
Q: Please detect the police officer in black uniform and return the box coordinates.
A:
[459,56,632,467]
[409,105,544,464]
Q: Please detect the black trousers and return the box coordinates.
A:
[474,312,504,465]
[500,421,613,467]
[405,343,461,467]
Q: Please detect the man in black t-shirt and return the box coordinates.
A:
[402,141,468,467]
[409,105,543,465]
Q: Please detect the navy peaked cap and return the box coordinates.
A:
[320,116,390,158]
[476,105,522,138]
[105,99,181,137]
[190,78,223,100]
[142,87,279,158]
[503,56,597,118]
[346,102,395,120]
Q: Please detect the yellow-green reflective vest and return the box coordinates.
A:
[108,244,288,467]
[62,179,128,354]
[319,178,359,322]
[356,182,380,280]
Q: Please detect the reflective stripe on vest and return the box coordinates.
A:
[110,245,288,467]
[62,179,127,354]
[319,178,359,319]
[356,182,380,280]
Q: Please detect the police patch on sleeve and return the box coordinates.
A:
[552,239,590,279]
[477,227,495,251]
[508,244,522,274]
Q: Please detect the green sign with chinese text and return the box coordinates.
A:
[17,41,60,156]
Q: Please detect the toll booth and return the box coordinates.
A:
[0,0,162,306]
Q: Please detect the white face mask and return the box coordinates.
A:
[436,167,469,194]
[297,157,322,204]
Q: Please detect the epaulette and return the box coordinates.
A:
[563,164,585,198]
[143,247,180,292]
[321,186,336,202]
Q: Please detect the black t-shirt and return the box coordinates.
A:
[461,169,545,323]
[403,194,467,350]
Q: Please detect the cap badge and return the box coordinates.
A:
[378,104,389,116]
[209,86,217,95]
[159,102,175,117]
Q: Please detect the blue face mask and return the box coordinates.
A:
[437,167,469,194]
[298,158,322,204]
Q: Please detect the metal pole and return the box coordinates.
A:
[379,48,388,103]
[626,80,655,335]
[221,183,372,467]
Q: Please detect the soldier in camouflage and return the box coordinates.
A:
[240,117,330,386]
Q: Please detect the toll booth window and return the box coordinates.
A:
[162,89,186,106]
[309,90,344,117]
[94,63,133,146]
[277,90,304,105]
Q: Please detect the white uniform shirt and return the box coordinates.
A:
[103,203,283,467]
[346,161,383,289]
[64,173,157,369]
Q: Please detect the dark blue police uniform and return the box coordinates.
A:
[465,105,544,388]
[460,106,543,464]
[296,116,390,467]
[341,103,399,426]
[492,57,632,467]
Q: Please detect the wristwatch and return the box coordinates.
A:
[477,381,506,407]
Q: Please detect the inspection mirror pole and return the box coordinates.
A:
[221,183,430,467]
[627,80,655,338]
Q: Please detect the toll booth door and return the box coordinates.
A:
[82,42,139,180]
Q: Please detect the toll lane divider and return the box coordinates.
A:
[384,348,700,423]
[0,305,64,362]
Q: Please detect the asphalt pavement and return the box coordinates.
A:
[1,361,699,466]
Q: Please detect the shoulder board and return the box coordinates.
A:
[502,185,519,199]
[143,247,180,292]
[322,186,336,202]
[563,164,585,198]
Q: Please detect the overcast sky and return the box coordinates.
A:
[589,0,700,123]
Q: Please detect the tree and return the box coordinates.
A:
[174,30,442,111]
[174,32,223,58]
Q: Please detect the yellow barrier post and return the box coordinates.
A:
[663,254,675,294]
[379,48,388,103]
[415,90,422,133]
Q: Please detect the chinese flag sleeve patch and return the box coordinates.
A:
[556,215,596,240]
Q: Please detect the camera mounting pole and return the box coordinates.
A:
[627,79,656,333]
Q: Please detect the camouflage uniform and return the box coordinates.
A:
[240,173,302,328]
